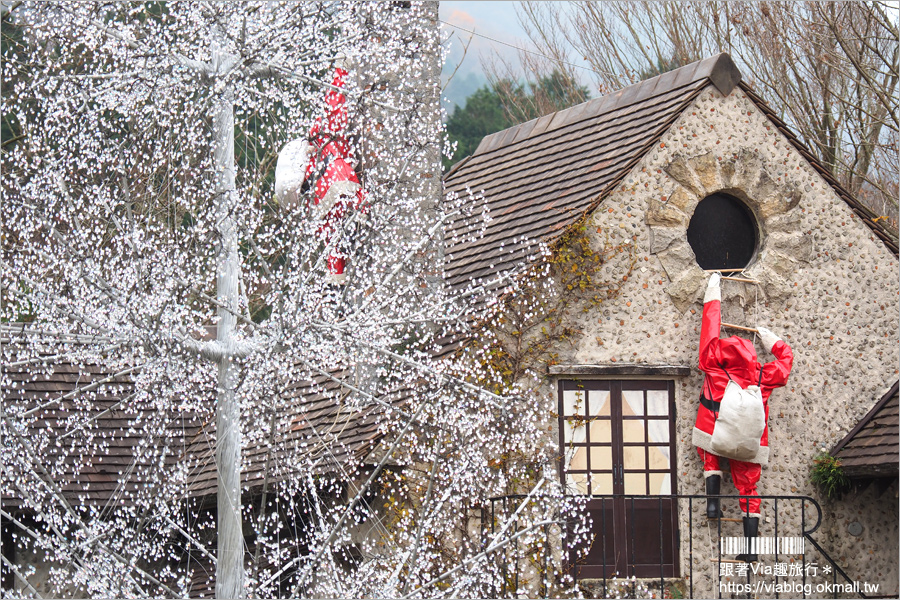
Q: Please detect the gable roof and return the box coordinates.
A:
[184,370,407,498]
[831,381,899,478]
[443,53,898,305]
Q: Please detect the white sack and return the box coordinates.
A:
[709,380,766,461]
[274,139,310,209]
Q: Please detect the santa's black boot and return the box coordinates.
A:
[736,516,760,562]
[705,475,723,519]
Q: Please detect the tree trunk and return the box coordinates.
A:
[211,64,244,598]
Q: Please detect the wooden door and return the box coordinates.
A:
[558,380,679,579]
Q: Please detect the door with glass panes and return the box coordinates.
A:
[558,380,679,579]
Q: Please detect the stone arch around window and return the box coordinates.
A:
[646,150,812,313]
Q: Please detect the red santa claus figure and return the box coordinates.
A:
[694,272,793,562]
[274,61,366,285]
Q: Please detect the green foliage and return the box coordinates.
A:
[810,452,851,500]
[2,282,36,323]
[444,69,589,171]
[444,86,515,171]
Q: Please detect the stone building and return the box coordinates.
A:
[443,53,898,598]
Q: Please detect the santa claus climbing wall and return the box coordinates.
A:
[695,272,794,562]
[274,61,366,284]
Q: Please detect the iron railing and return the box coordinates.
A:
[485,493,866,599]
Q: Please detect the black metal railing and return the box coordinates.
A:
[484,493,866,599]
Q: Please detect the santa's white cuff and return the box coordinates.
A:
[704,286,721,304]
[758,327,780,352]
[317,180,360,218]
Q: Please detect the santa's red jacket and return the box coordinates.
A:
[306,66,365,218]
[692,298,793,465]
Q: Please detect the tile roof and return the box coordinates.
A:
[832,381,899,478]
[442,54,898,311]
[1,329,209,509]
[1,325,403,509]
[183,370,407,498]
[443,55,738,302]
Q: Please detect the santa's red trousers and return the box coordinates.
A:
[698,448,761,516]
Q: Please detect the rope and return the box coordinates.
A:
[754,273,759,345]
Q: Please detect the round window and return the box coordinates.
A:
[687,193,758,270]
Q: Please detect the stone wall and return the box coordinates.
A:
[545,84,898,597]
[819,479,899,598]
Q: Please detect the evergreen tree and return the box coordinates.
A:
[445,70,589,171]
[445,85,517,171]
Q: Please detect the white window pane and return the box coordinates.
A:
[564,419,586,445]
[589,390,610,417]
[591,473,614,496]
[622,419,645,443]
[648,445,670,470]
[566,473,589,495]
[623,390,644,416]
[623,446,646,470]
[647,420,670,445]
[590,446,612,471]
[562,390,585,417]
[647,390,669,416]
[624,473,647,495]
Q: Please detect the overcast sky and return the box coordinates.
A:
[438,2,596,113]
[439,1,530,110]
[438,1,900,114]
[439,1,530,69]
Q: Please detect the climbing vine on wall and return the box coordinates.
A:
[453,217,637,498]
[476,218,639,391]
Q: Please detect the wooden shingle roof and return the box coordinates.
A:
[1,328,209,508]
[183,370,407,498]
[832,381,899,478]
[444,54,741,300]
[1,326,402,508]
[443,53,898,309]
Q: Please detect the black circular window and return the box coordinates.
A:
[687,193,758,270]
